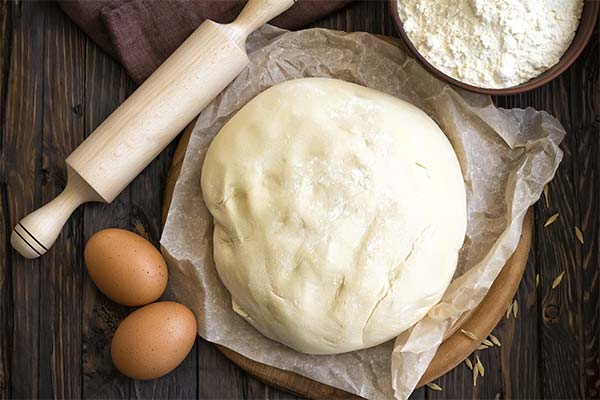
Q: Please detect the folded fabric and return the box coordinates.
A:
[58,0,351,83]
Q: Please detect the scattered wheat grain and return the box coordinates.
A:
[575,227,584,244]
[489,334,501,347]
[544,213,559,227]
[465,358,473,370]
[426,382,443,391]
[476,355,485,377]
[552,271,565,289]
[461,329,478,341]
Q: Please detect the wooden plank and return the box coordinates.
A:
[312,0,397,37]
[1,1,45,397]
[198,338,244,399]
[245,375,268,398]
[245,370,304,400]
[530,71,584,398]
[130,343,197,399]
[81,37,131,400]
[410,386,426,399]
[36,4,86,399]
[0,1,12,398]
[572,22,599,399]
[264,384,303,400]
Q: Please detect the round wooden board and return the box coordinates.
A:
[162,104,533,400]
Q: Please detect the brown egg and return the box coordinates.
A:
[111,302,197,380]
[84,228,168,306]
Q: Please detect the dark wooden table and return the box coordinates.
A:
[1,1,598,399]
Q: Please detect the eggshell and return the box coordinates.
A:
[111,302,197,380]
[84,228,168,306]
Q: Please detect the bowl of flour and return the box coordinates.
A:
[391,0,598,94]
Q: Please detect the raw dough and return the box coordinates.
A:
[201,78,467,354]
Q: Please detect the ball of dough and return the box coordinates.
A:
[201,78,466,354]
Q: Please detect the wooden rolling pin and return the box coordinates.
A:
[11,0,296,259]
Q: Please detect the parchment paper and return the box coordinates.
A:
[160,26,565,399]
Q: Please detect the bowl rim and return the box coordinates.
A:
[388,0,599,96]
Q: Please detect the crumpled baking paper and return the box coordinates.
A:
[160,26,564,399]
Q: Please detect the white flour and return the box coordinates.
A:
[398,0,583,88]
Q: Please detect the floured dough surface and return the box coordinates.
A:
[201,78,467,354]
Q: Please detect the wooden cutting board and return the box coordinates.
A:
[161,120,533,398]
[160,30,534,392]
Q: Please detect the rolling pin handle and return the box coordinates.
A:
[228,0,297,45]
[11,167,103,259]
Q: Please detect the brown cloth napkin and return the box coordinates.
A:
[58,0,350,83]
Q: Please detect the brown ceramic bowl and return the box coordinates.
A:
[389,0,599,95]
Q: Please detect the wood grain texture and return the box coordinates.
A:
[197,337,244,399]
[537,80,582,399]
[38,3,85,399]
[0,1,12,398]
[573,21,599,399]
[0,0,598,399]
[2,1,44,398]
